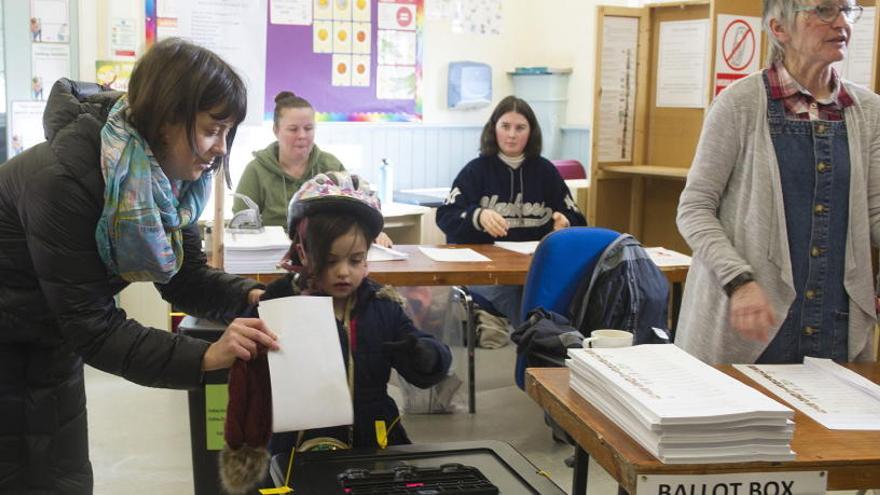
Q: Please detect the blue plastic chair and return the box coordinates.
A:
[515,226,621,390]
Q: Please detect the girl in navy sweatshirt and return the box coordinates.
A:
[437,96,586,327]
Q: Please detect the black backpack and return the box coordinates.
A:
[570,234,670,344]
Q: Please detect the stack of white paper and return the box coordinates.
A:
[736,357,880,430]
[567,345,795,464]
[223,226,290,274]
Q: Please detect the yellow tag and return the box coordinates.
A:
[375,420,388,449]
[259,487,293,494]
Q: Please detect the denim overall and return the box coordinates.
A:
[756,73,850,364]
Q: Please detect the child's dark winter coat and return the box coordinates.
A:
[260,274,453,454]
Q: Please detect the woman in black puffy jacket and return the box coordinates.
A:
[0,38,278,493]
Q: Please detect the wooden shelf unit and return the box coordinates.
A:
[588,0,880,253]
[588,0,766,253]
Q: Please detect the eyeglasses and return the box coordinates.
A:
[794,2,864,23]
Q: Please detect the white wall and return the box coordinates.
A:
[67,0,650,216]
[420,0,530,124]
[76,0,636,126]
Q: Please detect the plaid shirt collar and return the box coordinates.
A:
[766,61,853,120]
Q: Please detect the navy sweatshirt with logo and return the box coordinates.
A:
[437,154,587,244]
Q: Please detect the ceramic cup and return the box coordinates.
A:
[582,329,633,348]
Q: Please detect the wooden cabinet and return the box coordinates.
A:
[587,0,880,253]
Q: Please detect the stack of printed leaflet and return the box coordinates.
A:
[567,344,796,464]
[223,226,290,274]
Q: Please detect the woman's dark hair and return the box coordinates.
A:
[273,91,314,128]
[479,95,542,158]
[127,38,247,173]
[300,212,369,283]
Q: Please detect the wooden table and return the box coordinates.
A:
[241,244,532,414]
[242,243,687,289]
[525,364,880,495]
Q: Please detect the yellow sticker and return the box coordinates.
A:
[375,420,388,449]
[259,487,293,494]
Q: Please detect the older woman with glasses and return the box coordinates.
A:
[675,0,879,365]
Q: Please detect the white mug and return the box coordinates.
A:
[582,329,633,348]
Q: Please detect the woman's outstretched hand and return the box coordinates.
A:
[728,281,775,343]
[202,318,279,371]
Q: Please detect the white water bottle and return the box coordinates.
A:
[379,158,394,205]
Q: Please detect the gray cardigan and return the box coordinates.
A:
[675,71,880,365]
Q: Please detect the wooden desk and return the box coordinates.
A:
[242,244,686,289]
[240,244,533,286]
[525,365,880,495]
[237,245,687,412]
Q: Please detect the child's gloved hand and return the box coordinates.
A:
[382,334,439,374]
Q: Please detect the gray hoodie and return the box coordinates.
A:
[233,142,345,227]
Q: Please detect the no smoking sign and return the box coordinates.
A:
[714,15,762,96]
[722,19,755,71]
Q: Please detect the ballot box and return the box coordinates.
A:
[177,316,230,495]
[269,440,566,494]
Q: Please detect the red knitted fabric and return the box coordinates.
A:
[224,354,273,449]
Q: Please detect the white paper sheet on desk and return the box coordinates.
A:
[645,247,692,267]
[736,360,880,430]
[418,246,491,262]
[259,296,353,433]
[494,241,539,255]
[367,244,409,262]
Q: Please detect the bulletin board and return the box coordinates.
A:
[265,0,424,122]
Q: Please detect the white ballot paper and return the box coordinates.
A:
[260,296,353,433]
[645,247,692,267]
[736,357,880,430]
[418,246,491,262]
[494,241,539,255]
[367,244,410,262]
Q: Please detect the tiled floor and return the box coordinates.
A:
[85,344,621,494]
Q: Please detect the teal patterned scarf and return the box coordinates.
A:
[96,96,211,283]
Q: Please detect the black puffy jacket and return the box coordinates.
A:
[0,79,260,493]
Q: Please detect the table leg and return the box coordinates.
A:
[452,286,476,414]
[670,281,683,339]
[572,445,589,495]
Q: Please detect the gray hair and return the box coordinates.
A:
[763,0,802,63]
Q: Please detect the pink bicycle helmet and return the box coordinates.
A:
[287,171,383,240]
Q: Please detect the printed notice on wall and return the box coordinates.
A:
[9,100,48,158]
[451,0,502,35]
[155,0,268,124]
[656,19,710,108]
[271,0,312,25]
[96,60,135,91]
[714,14,762,96]
[31,43,70,100]
[30,0,70,43]
[836,6,876,88]
[110,17,138,58]
[597,16,638,163]
[376,0,418,100]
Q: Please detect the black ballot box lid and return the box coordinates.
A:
[177,315,226,342]
[269,440,565,494]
